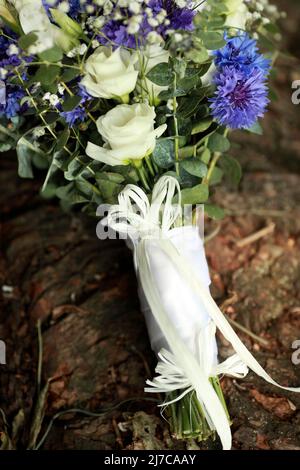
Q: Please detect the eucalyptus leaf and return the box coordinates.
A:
[205,204,225,220]
[152,139,174,169]
[146,63,173,86]
[179,184,209,205]
[208,132,230,153]
[219,155,242,187]
[180,159,207,178]
[62,95,82,112]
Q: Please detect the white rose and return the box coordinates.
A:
[224,0,248,30]
[12,0,78,53]
[195,0,248,31]
[136,45,170,104]
[81,47,139,100]
[86,103,167,166]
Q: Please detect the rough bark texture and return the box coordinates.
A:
[0,0,300,451]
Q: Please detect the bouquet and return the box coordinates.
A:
[0,0,298,450]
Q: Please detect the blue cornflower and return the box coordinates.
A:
[209,66,269,129]
[78,84,92,101]
[61,105,86,126]
[214,33,271,76]
[60,84,91,126]
[0,33,22,68]
[0,83,26,119]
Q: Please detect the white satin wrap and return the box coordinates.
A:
[136,225,215,357]
[104,175,300,450]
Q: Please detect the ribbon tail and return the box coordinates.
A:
[136,239,232,450]
[161,239,300,394]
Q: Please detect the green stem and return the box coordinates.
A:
[204,151,221,184]
[145,155,155,178]
[132,160,150,191]
[172,72,180,176]
[166,380,230,442]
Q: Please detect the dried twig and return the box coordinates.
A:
[236,223,275,248]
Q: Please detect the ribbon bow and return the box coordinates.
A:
[106,175,300,450]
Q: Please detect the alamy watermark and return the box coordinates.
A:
[291,80,300,104]
[292,340,300,365]
[0,340,6,365]
[96,203,205,241]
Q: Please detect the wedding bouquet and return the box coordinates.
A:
[1,0,298,450]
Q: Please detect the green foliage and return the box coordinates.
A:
[0,0,281,216]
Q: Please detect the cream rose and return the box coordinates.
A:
[224,0,248,30]
[195,0,248,31]
[86,103,167,166]
[11,0,79,53]
[81,46,139,101]
[136,45,170,103]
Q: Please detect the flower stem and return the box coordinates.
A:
[165,378,230,442]
[172,72,180,176]
[145,155,155,178]
[131,160,150,191]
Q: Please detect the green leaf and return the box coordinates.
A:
[191,118,213,135]
[56,127,70,151]
[0,143,12,152]
[200,31,226,50]
[219,155,242,187]
[61,67,80,83]
[56,183,89,204]
[208,132,230,153]
[180,159,207,178]
[178,146,194,159]
[180,184,209,204]
[186,46,209,64]
[96,173,124,203]
[152,139,174,169]
[177,67,203,92]
[34,65,60,85]
[18,32,38,50]
[43,112,59,124]
[146,63,173,86]
[177,95,204,119]
[200,148,211,165]
[210,166,224,185]
[205,204,225,220]
[64,156,90,181]
[16,136,44,178]
[247,121,263,135]
[39,45,63,62]
[62,95,82,112]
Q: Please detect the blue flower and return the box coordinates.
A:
[99,0,195,49]
[0,83,26,119]
[61,105,86,126]
[214,33,271,76]
[209,66,269,129]
[60,84,91,126]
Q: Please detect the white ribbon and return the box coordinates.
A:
[105,175,300,450]
[145,322,248,406]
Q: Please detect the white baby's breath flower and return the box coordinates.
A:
[0,68,8,79]
[33,126,46,138]
[42,92,51,101]
[7,44,19,56]
[147,31,163,45]
[57,83,65,95]
[49,94,60,106]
